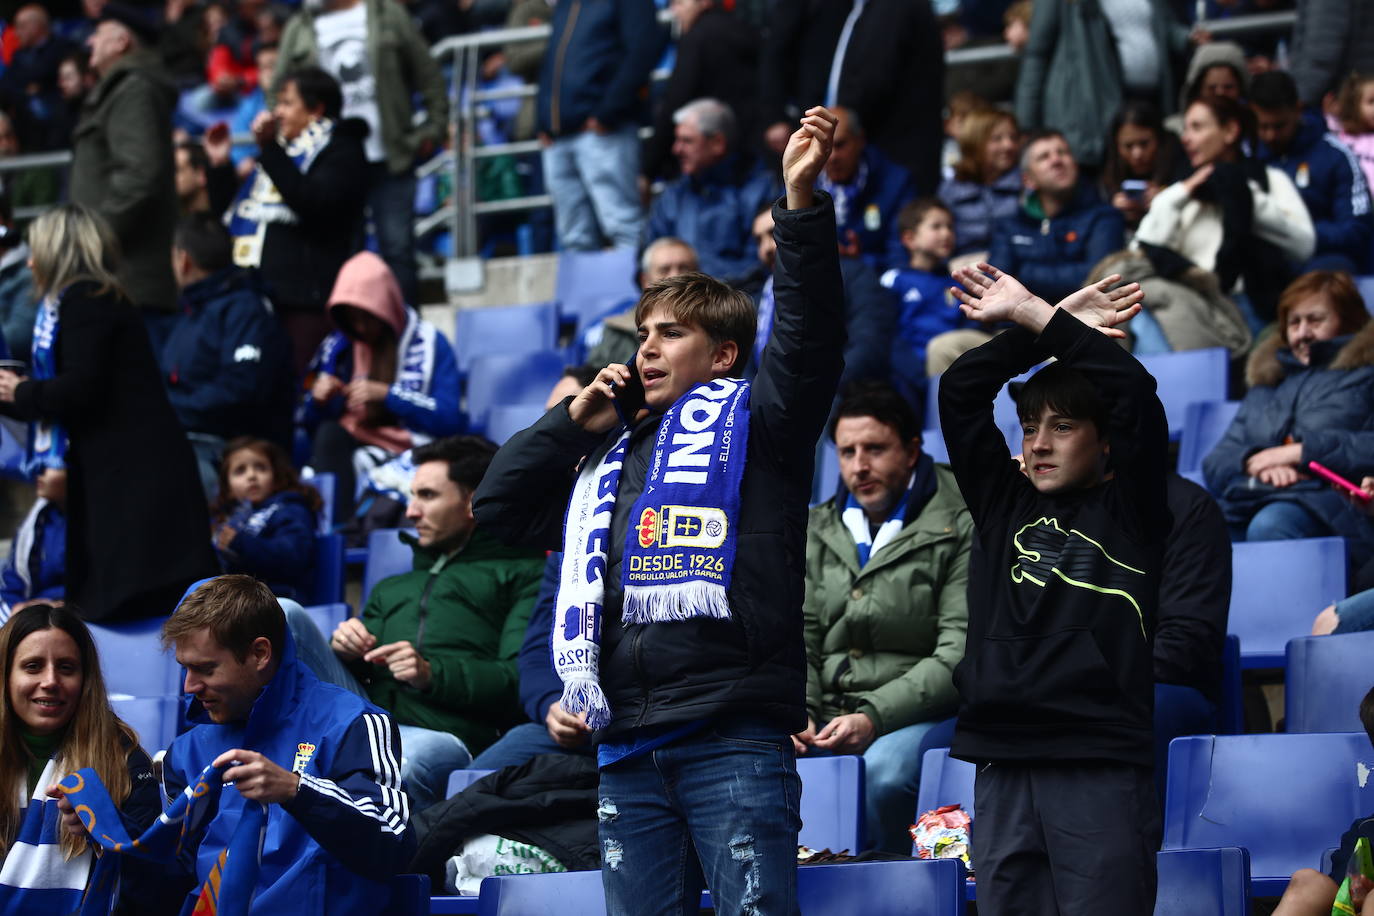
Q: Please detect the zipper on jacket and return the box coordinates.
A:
[549,0,580,135]
[415,550,457,653]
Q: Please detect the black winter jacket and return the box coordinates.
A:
[411,753,601,885]
[473,194,846,739]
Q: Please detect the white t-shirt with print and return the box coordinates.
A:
[314,3,384,163]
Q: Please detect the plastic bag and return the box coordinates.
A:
[1334,836,1374,915]
[910,804,972,871]
[444,834,567,895]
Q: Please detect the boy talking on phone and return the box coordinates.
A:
[473,108,844,915]
[938,262,1167,916]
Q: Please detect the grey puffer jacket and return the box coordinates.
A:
[1290,0,1374,107]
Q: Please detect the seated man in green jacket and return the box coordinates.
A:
[287,435,544,810]
[796,382,972,852]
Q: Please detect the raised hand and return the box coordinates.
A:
[951,262,1043,327]
[781,106,838,210]
[1056,274,1144,339]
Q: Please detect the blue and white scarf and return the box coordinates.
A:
[225,117,335,269]
[0,758,95,915]
[841,472,914,567]
[24,294,65,478]
[51,761,265,916]
[553,378,751,728]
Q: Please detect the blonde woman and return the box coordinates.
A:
[0,204,216,622]
[937,109,1023,257]
[0,604,161,912]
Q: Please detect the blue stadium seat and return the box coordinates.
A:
[446,768,494,799]
[88,616,181,697]
[0,418,26,481]
[381,874,431,916]
[1137,348,1229,440]
[364,528,414,605]
[812,437,839,505]
[304,471,337,534]
[301,602,349,639]
[1218,634,1243,734]
[1356,276,1374,314]
[466,859,967,915]
[797,755,865,853]
[1154,847,1251,916]
[453,302,560,376]
[484,403,546,446]
[1176,401,1240,478]
[915,748,976,823]
[1230,538,1347,668]
[922,430,949,463]
[465,350,566,434]
[1285,632,1374,733]
[302,533,345,606]
[1163,733,1374,895]
[554,246,638,331]
[111,695,181,756]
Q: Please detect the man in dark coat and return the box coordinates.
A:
[70,3,178,322]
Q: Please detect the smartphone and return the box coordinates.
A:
[1121,179,1149,200]
[1308,461,1372,502]
[612,358,646,427]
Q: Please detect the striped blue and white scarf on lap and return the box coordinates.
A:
[0,758,94,915]
[553,378,751,729]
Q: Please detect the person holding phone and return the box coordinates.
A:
[1204,270,1374,571]
[1099,100,1187,233]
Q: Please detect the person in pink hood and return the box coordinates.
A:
[299,252,462,516]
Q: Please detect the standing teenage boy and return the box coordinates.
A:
[938,262,1166,916]
[473,108,844,915]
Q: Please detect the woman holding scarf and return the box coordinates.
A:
[0,205,216,622]
[1133,95,1315,342]
[225,65,368,374]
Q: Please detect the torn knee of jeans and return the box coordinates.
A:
[602,837,624,871]
[596,798,619,823]
[729,834,761,914]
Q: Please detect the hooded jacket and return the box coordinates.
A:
[1255,111,1373,270]
[299,252,462,452]
[349,529,544,755]
[1203,321,1374,541]
[164,627,414,916]
[473,194,846,740]
[803,460,972,734]
[69,49,178,310]
[161,267,294,443]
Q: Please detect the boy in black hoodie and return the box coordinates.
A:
[938,263,1167,916]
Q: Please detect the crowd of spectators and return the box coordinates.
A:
[0,0,1373,910]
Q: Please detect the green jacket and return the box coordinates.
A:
[354,528,544,754]
[803,464,972,735]
[69,50,178,311]
[275,0,449,175]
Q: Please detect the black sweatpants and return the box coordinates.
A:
[972,761,1161,916]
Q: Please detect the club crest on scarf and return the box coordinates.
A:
[553,378,751,729]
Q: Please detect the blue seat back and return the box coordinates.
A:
[812,437,839,505]
[797,755,865,853]
[1285,632,1374,733]
[111,695,182,756]
[381,874,432,916]
[921,430,949,464]
[1163,733,1374,881]
[301,602,350,639]
[915,749,976,823]
[0,417,26,480]
[446,768,495,799]
[453,302,560,376]
[1356,275,1374,314]
[475,859,966,915]
[485,403,546,446]
[465,350,565,433]
[1137,348,1229,439]
[1218,634,1243,734]
[89,616,180,697]
[555,247,638,330]
[364,528,414,606]
[304,471,336,534]
[303,533,345,606]
[1230,538,1347,667]
[1154,847,1250,916]
[1177,401,1240,477]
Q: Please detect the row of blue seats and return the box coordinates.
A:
[920,729,1374,897]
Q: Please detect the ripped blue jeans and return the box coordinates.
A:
[597,717,802,916]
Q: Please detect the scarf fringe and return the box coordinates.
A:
[621,582,732,624]
[559,679,612,730]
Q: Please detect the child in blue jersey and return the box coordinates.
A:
[211,438,321,599]
[882,198,974,414]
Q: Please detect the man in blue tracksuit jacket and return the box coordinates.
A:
[161,576,413,915]
[1252,70,1374,273]
[987,131,1125,304]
